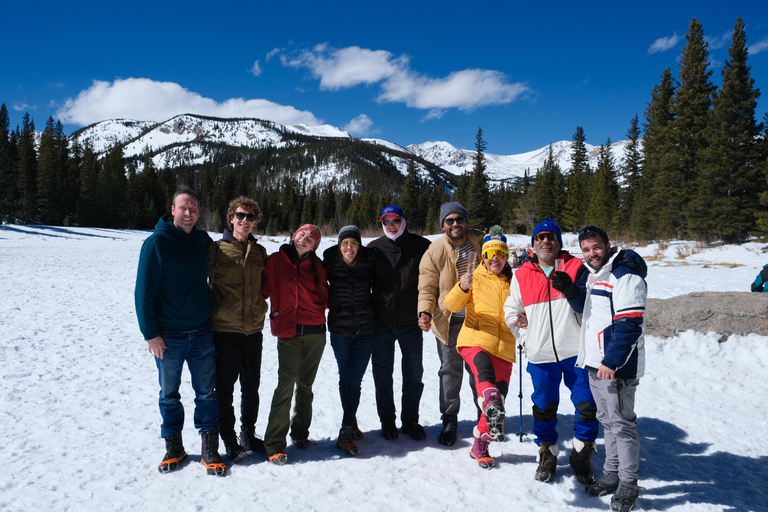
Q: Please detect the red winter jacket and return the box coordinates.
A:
[262,244,329,338]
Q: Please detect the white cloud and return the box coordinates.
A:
[751,38,768,55]
[648,33,681,55]
[57,78,322,127]
[706,31,731,50]
[343,114,377,136]
[13,103,36,112]
[249,60,262,76]
[265,48,281,62]
[281,44,529,112]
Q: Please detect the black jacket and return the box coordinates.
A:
[322,245,377,337]
[367,231,431,330]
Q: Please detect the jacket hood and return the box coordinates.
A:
[154,214,200,239]
[589,247,647,279]
[221,229,256,242]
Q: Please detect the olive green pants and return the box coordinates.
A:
[264,333,326,455]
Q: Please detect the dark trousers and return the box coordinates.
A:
[372,324,424,426]
[330,333,375,428]
[213,331,263,435]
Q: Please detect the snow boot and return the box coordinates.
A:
[291,437,312,449]
[239,427,266,454]
[268,452,288,465]
[221,430,247,464]
[437,414,458,446]
[469,428,495,469]
[569,438,596,485]
[534,441,558,482]
[477,387,505,440]
[401,423,427,441]
[200,430,227,476]
[587,471,620,496]
[350,425,364,441]
[381,422,399,441]
[158,432,187,473]
[610,480,641,511]
[336,427,360,456]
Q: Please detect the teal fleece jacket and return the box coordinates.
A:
[135,214,213,340]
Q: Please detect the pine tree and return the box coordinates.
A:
[0,104,14,221]
[561,126,591,231]
[16,113,37,222]
[689,17,761,242]
[585,139,620,233]
[619,114,644,231]
[466,127,490,230]
[667,18,715,238]
[99,145,128,227]
[36,117,66,224]
[533,145,566,224]
[401,159,425,232]
[77,142,101,227]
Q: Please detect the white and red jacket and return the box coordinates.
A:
[503,252,582,364]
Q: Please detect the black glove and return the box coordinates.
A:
[551,271,579,300]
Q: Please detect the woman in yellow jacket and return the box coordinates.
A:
[444,231,516,469]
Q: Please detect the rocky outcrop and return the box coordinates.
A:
[645,292,768,338]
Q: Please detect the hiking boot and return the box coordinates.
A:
[437,414,458,446]
[200,430,227,476]
[239,428,266,454]
[401,423,427,441]
[268,452,288,465]
[569,439,596,485]
[469,430,495,469]
[221,431,247,464]
[534,441,558,482]
[336,427,360,456]
[587,471,620,496]
[158,432,187,473]
[381,423,399,441]
[477,387,505,440]
[350,425,364,441]
[610,480,641,511]
[291,438,312,449]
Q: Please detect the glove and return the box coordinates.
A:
[551,271,579,300]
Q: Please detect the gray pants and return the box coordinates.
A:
[436,316,473,416]
[589,372,640,482]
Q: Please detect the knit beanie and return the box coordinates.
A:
[440,201,469,226]
[531,217,562,246]
[482,225,509,258]
[338,225,362,245]
[293,223,322,250]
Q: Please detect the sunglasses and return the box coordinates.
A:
[235,212,257,222]
[382,218,403,226]
[534,232,558,242]
[444,216,466,226]
[483,249,508,260]
[578,225,608,243]
[340,240,360,248]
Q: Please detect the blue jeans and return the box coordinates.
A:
[155,325,219,437]
[372,324,424,426]
[527,355,598,445]
[330,333,375,428]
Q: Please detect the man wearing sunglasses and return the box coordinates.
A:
[553,226,647,511]
[503,217,598,485]
[368,205,432,441]
[417,202,484,446]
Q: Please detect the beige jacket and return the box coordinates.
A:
[417,230,484,345]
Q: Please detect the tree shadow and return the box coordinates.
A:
[0,225,133,240]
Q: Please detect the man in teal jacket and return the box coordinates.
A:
[135,186,226,477]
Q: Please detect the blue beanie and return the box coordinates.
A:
[531,217,562,246]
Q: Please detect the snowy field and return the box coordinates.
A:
[1,224,767,512]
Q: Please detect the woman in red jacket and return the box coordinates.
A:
[262,224,329,465]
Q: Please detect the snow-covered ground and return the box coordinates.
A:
[1,225,766,511]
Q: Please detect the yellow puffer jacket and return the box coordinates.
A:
[443,263,517,363]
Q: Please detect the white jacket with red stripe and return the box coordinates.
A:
[503,252,583,364]
[573,247,647,379]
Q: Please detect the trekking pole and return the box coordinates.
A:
[517,342,525,442]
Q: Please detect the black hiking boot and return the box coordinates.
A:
[381,422,399,441]
[438,414,458,446]
[610,480,641,511]
[201,430,227,476]
[221,431,247,464]
[239,427,266,454]
[158,433,187,473]
[534,441,558,482]
[336,427,360,456]
[569,439,596,485]
[401,423,427,441]
[587,471,620,496]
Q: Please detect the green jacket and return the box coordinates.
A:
[208,230,268,334]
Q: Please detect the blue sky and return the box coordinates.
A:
[3,1,768,154]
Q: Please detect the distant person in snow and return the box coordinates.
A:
[553,225,648,512]
[134,186,226,476]
[207,196,268,464]
[368,205,432,441]
[417,202,484,446]
[751,264,768,292]
[261,224,329,466]
[503,217,598,484]
[322,225,377,457]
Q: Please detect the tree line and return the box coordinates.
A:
[1,18,766,243]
